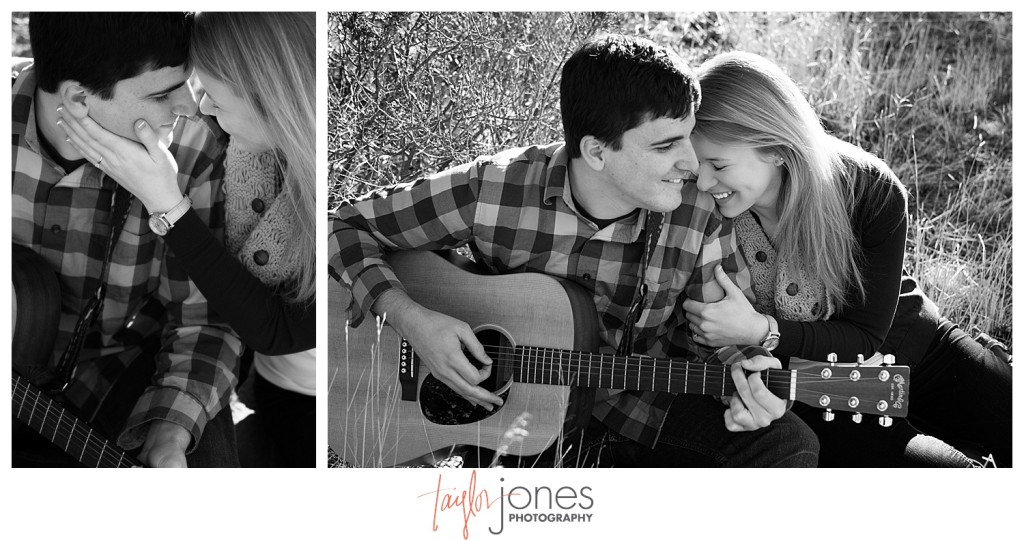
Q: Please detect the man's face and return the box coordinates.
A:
[597,114,699,215]
[84,65,197,146]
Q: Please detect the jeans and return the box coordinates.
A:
[909,319,1012,466]
[484,394,819,468]
[799,319,1012,468]
[793,404,982,468]
[253,370,315,467]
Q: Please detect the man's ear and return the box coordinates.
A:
[579,135,607,172]
[57,81,91,118]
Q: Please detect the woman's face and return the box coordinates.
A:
[196,68,272,153]
[692,134,784,219]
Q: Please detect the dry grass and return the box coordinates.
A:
[329,11,1012,348]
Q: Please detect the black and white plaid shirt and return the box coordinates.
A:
[330,142,766,446]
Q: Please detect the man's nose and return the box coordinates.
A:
[674,141,699,176]
[169,82,198,117]
[695,166,715,192]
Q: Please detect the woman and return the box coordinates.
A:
[682,51,1011,467]
[57,12,316,467]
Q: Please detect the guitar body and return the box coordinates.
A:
[10,243,143,467]
[328,250,600,467]
[12,243,61,384]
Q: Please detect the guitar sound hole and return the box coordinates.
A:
[420,328,513,426]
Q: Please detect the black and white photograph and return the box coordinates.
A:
[327,11,1011,471]
[10,12,316,469]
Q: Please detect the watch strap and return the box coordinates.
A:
[154,195,192,230]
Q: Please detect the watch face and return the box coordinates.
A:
[149,215,169,236]
[762,335,780,351]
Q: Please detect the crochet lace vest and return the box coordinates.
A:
[224,140,300,287]
[732,211,834,322]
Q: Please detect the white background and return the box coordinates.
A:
[1,2,1020,539]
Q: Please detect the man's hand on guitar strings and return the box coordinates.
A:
[723,355,787,432]
[376,290,504,411]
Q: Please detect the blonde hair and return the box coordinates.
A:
[191,12,316,304]
[694,51,868,311]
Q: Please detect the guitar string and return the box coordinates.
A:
[479,354,880,401]
[11,380,135,467]
[11,387,128,467]
[475,345,896,387]
[475,342,900,378]
[469,346,901,405]
[11,384,129,467]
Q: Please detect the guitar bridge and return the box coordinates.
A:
[399,338,418,402]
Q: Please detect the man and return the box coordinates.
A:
[12,12,241,467]
[329,34,818,466]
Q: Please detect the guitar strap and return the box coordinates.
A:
[618,210,666,357]
[50,185,134,393]
[565,210,666,432]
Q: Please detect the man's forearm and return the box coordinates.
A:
[372,287,425,339]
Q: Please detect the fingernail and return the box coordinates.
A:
[136,120,147,130]
[65,137,71,143]
[56,106,64,113]
[55,119,63,127]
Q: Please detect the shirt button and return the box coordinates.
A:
[251,198,265,213]
[253,250,269,266]
[787,283,799,296]
[582,273,592,281]
[755,251,767,262]
[50,224,62,234]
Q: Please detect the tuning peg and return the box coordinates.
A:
[882,354,895,366]
[822,409,835,422]
[856,353,865,365]
[852,412,863,424]
[827,353,837,365]
[879,415,893,427]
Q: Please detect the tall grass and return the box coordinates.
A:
[702,12,1012,345]
[329,11,1012,348]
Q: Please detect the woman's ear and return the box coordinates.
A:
[579,135,606,172]
[57,81,91,118]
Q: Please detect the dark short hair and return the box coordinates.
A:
[560,34,700,159]
[29,12,193,100]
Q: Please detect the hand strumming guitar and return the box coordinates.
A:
[372,288,504,411]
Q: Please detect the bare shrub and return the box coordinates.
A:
[327,11,1011,345]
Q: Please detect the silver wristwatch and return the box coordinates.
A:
[148,195,192,236]
[760,314,780,351]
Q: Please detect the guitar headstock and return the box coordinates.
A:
[789,354,910,424]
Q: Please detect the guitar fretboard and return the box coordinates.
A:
[11,373,143,468]
[495,346,794,400]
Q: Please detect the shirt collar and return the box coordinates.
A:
[13,63,115,190]
[543,143,648,242]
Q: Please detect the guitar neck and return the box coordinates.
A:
[500,346,792,400]
[11,373,143,468]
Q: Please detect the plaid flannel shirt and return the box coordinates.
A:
[12,62,242,452]
[330,143,769,447]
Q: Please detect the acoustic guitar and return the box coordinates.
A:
[328,250,910,467]
[11,244,143,468]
